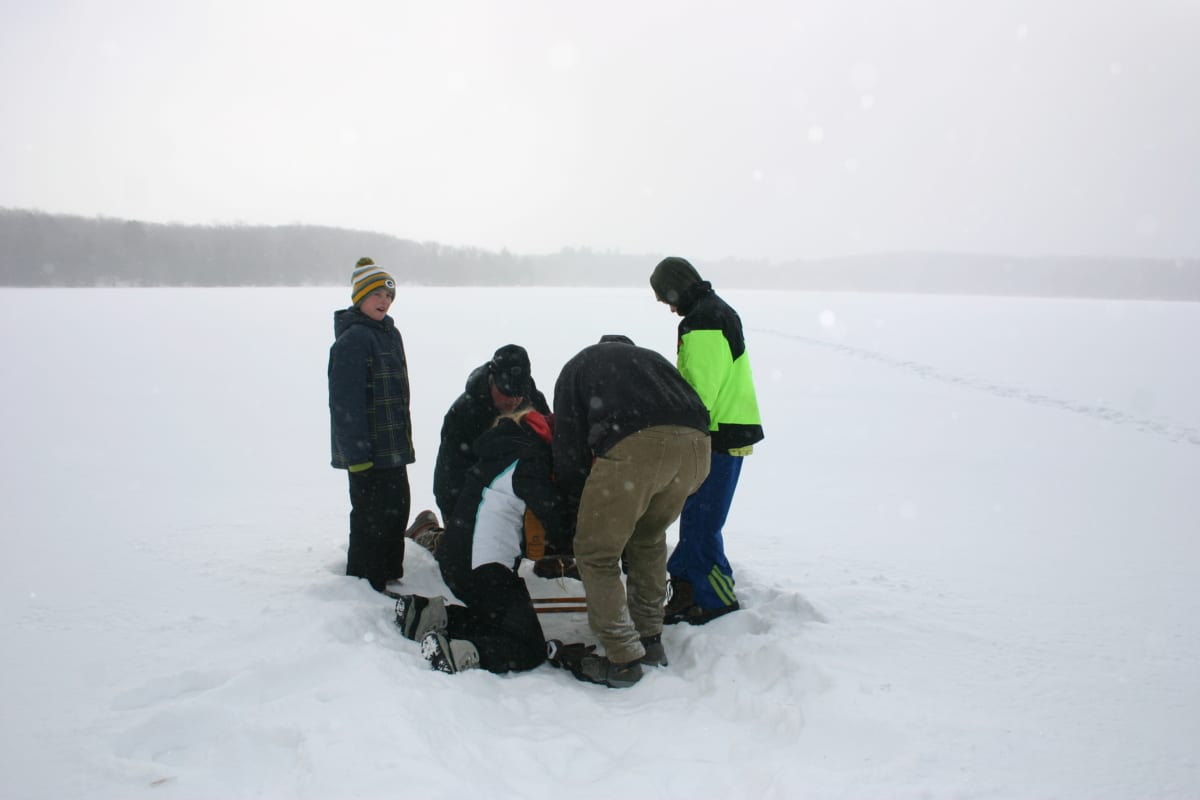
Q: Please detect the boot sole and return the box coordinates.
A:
[421,631,456,673]
[665,601,741,626]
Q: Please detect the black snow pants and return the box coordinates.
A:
[346,465,410,590]
[439,561,546,673]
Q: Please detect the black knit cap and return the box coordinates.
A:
[490,344,532,397]
[650,256,703,305]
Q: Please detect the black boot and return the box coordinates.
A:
[662,577,695,625]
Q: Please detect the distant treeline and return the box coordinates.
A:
[2,208,1198,300]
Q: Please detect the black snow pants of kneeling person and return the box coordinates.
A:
[438,561,547,673]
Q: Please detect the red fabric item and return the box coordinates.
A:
[524,410,553,443]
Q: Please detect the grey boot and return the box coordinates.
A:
[639,633,668,667]
[575,654,644,688]
[395,595,448,641]
[421,631,481,674]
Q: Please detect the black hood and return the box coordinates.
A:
[463,362,493,401]
[674,280,712,315]
[334,307,392,337]
[650,256,703,307]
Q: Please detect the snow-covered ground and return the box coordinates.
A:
[2,286,1197,799]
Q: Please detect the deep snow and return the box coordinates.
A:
[1,286,1197,799]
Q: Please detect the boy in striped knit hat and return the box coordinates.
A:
[328,257,415,591]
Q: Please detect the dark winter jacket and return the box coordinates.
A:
[552,340,710,507]
[435,411,569,593]
[328,308,414,469]
[433,362,549,520]
[671,281,764,453]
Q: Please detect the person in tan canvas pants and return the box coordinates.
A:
[550,335,711,688]
[575,426,710,665]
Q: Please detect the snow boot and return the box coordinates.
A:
[662,577,695,625]
[672,600,741,626]
[421,631,480,674]
[639,633,668,667]
[574,654,644,689]
[394,594,448,641]
[405,509,444,553]
[546,639,596,670]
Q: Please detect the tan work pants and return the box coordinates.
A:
[574,425,711,664]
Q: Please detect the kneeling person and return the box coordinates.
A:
[395,408,570,674]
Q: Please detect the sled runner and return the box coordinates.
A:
[531,596,587,614]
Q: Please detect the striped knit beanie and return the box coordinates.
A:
[351,257,396,305]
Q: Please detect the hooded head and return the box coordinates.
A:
[650,256,702,307]
[598,334,635,345]
[351,257,396,306]
[489,344,532,398]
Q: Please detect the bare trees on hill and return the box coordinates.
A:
[2,208,1197,300]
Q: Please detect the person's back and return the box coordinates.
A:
[676,290,762,453]
[552,339,709,502]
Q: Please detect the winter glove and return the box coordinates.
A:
[523,508,546,560]
[533,554,580,581]
[546,639,596,671]
[348,461,374,473]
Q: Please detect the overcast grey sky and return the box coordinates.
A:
[2,0,1197,261]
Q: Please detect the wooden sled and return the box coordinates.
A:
[532,596,587,614]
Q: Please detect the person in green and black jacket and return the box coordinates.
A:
[650,257,765,625]
[328,257,415,592]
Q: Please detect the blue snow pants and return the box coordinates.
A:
[667,452,743,610]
